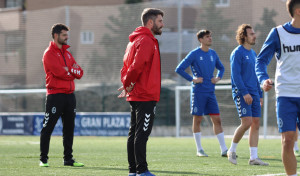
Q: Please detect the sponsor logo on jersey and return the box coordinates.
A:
[282,44,300,53]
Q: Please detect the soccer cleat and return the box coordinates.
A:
[248,158,269,166]
[64,158,84,167]
[221,149,228,157]
[294,150,300,157]
[39,161,49,167]
[227,151,237,165]
[128,173,136,176]
[197,149,208,157]
[137,171,156,176]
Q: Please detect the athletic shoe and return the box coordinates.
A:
[128,173,136,176]
[294,150,300,157]
[197,149,208,157]
[137,171,155,176]
[227,151,237,165]
[221,149,228,157]
[248,158,269,166]
[64,158,84,167]
[39,161,49,167]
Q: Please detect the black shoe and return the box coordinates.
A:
[64,158,84,167]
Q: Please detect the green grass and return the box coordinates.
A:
[0,136,291,176]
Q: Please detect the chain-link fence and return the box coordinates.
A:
[0,0,291,135]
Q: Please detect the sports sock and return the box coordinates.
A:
[250,147,258,160]
[229,142,238,152]
[294,141,299,151]
[193,132,203,152]
[216,132,227,153]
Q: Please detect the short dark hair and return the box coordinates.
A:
[141,8,164,26]
[287,0,300,17]
[236,24,252,45]
[196,30,211,39]
[51,23,69,39]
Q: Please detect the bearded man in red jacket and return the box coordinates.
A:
[118,8,164,176]
[39,23,84,167]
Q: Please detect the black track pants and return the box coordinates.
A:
[40,93,76,162]
[127,101,156,174]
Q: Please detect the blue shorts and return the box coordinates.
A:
[277,97,300,133]
[233,94,261,118]
[191,92,220,116]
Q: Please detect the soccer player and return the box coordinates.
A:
[118,8,164,176]
[256,1,300,174]
[227,24,268,166]
[175,30,228,157]
[40,23,84,167]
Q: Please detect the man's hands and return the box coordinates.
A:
[192,77,203,84]
[117,83,135,98]
[243,94,253,105]
[262,79,274,92]
[211,77,221,84]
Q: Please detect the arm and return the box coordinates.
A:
[69,56,84,79]
[255,28,280,86]
[123,38,153,89]
[212,53,224,84]
[231,50,248,96]
[175,52,195,82]
[43,52,75,81]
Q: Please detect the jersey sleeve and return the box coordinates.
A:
[255,27,280,84]
[231,50,249,96]
[175,52,195,82]
[215,52,224,79]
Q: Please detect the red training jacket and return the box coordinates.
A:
[120,26,161,102]
[43,41,83,95]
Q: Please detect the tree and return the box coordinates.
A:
[255,8,277,51]
[98,1,143,83]
[196,0,234,60]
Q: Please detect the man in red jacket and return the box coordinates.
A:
[119,8,164,176]
[39,23,84,167]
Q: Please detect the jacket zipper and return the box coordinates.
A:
[59,49,72,92]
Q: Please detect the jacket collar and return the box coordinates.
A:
[49,41,70,51]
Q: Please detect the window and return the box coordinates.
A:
[80,31,94,44]
[215,0,230,7]
[6,0,23,8]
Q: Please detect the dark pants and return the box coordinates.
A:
[40,93,76,162]
[127,101,156,174]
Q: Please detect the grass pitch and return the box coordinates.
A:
[0,136,291,176]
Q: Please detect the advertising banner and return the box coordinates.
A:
[0,112,130,136]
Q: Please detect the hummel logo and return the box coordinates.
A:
[246,56,249,60]
[143,113,151,131]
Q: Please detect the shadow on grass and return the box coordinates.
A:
[53,166,215,175]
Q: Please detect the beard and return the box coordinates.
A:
[58,36,68,45]
[152,23,162,35]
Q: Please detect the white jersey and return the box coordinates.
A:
[275,26,300,97]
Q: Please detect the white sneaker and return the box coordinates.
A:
[197,149,208,157]
[249,158,269,166]
[227,151,237,165]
